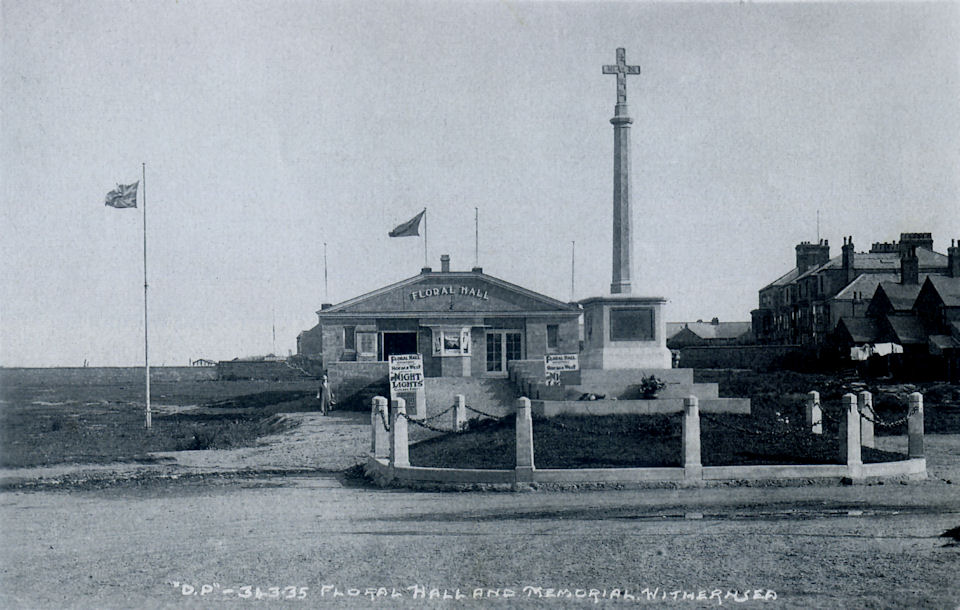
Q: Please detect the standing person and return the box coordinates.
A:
[317,373,335,416]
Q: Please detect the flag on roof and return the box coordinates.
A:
[389,209,425,237]
[105,182,139,208]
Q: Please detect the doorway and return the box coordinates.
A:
[382,331,418,360]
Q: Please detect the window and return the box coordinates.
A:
[432,328,471,357]
[609,308,654,341]
[546,325,559,350]
[356,331,377,356]
[343,326,356,350]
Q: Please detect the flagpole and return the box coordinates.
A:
[142,162,151,430]
[423,208,428,268]
[571,240,575,301]
[323,241,329,302]
[475,207,479,267]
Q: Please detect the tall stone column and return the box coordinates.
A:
[611,104,632,294]
[604,48,641,295]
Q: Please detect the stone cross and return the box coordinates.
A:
[603,48,641,104]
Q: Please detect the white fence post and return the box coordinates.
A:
[806,390,822,435]
[372,396,389,459]
[908,392,924,458]
[858,391,875,449]
[683,395,702,481]
[390,397,409,468]
[840,393,862,479]
[515,397,534,482]
[453,394,466,431]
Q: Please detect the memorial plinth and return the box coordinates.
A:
[579,295,671,369]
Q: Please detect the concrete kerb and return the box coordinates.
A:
[367,392,928,490]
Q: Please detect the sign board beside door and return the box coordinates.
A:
[389,354,424,392]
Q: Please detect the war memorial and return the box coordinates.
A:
[291,48,928,488]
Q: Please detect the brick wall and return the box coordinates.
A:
[216,361,308,381]
[327,361,389,409]
[298,325,323,356]
[525,323,547,359]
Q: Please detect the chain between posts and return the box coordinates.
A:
[700,412,817,442]
[376,407,391,432]
[855,403,913,429]
[464,404,510,421]
[399,412,454,433]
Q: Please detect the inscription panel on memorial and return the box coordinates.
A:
[609,307,654,342]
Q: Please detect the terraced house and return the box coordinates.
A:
[752,233,950,345]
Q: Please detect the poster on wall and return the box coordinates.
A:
[545,354,579,386]
[389,353,424,392]
[545,354,579,373]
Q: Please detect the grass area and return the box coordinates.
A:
[409,413,905,469]
[695,369,960,435]
[0,378,322,468]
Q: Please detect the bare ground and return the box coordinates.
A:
[1,408,959,608]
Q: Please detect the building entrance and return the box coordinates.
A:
[485,331,523,375]
[382,331,418,360]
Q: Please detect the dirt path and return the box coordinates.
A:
[0,410,371,487]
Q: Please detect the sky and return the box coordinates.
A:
[2,0,958,367]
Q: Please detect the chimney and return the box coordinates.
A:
[711,317,719,325]
[899,232,934,254]
[795,240,831,274]
[900,246,919,285]
[440,254,450,272]
[842,236,856,285]
[948,239,959,278]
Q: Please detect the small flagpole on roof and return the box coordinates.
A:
[423,208,428,268]
[475,207,479,267]
[142,162,151,430]
[323,241,329,302]
[571,240,576,301]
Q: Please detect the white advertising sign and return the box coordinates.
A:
[389,354,424,392]
[545,354,579,373]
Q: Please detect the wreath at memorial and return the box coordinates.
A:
[639,375,666,399]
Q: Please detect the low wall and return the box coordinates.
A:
[531,398,750,417]
[0,366,217,385]
[678,345,813,371]
[366,457,927,489]
[216,360,308,381]
[328,361,390,409]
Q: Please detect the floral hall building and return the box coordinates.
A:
[296,255,581,404]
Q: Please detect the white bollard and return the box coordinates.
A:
[515,397,534,481]
[390,397,409,468]
[453,394,466,432]
[858,391,875,449]
[372,396,389,459]
[806,391,822,435]
[840,393,862,478]
[683,395,702,480]
[908,392,924,458]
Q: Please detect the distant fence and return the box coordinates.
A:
[0,367,217,385]
[678,345,818,372]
